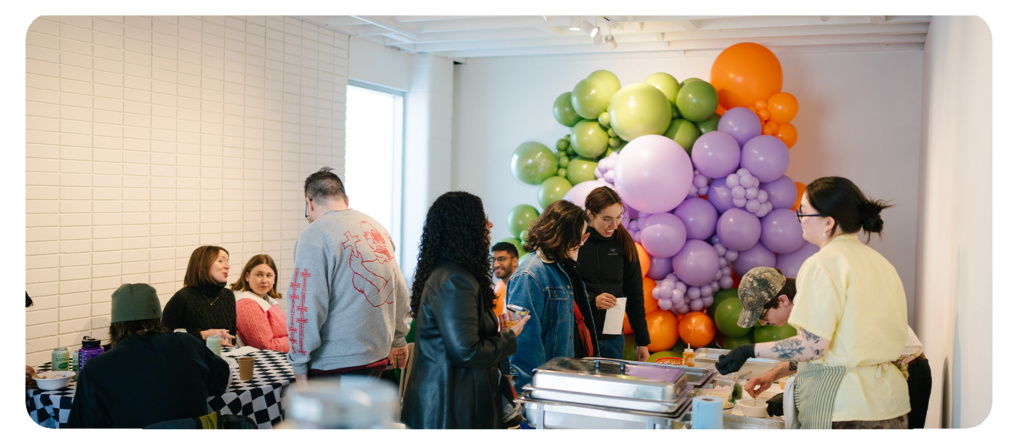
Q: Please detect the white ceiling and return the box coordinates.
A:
[297,15,931,61]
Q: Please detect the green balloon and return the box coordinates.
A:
[672,106,680,119]
[608,83,672,142]
[598,112,610,127]
[681,77,703,86]
[707,287,738,320]
[510,141,558,185]
[587,70,621,94]
[519,230,529,242]
[722,332,755,350]
[566,158,598,186]
[538,176,572,209]
[714,297,753,338]
[556,139,569,151]
[496,237,526,260]
[564,134,571,140]
[676,79,719,122]
[553,92,583,127]
[609,137,622,148]
[607,127,618,138]
[557,168,567,177]
[645,72,681,105]
[696,114,721,135]
[623,334,638,360]
[558,156,569,167]
[663,119,701,155]
[754,324,798,343]
[571,78,612,120]
[557,150,568,159]
[507,204,540,238]
[570,120,609,159]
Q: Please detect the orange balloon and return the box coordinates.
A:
[757,109,771,122]
[493,281,506,315]
[793,181,806,211]
[754,99,768,110]
[642,277,657,314]
[716,105,727,116]
[678,311,716,348]
[767,92,799,124]
[623,314,633,335]
[710,42,783,110]
[636,243,651,277]
[763,120,779,135]
[775,123,798,148]
[646,309,680,352]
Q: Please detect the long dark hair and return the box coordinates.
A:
[109,319,169,347]
[409,192,495,319]
[584,186,638,262]
[806,176,892,243]
[524,200,588,263]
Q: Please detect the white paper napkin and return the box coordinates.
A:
[602,300,627,335]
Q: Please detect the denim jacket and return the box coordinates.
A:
[507,249,599,394]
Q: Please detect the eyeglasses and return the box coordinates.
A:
[570,232,591,252]
[796,206,823,220]
[760,307,770,320]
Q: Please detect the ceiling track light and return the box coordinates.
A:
[605,34,617,50]
[580,19,596,36]
[601,16,621,30]
[592,26,603,45]
[569,16,581,31]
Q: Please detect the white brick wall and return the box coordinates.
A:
[25,16,349,366]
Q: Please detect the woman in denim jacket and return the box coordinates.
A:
[507,200,600,394]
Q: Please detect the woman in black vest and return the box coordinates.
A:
[576,186,651,361]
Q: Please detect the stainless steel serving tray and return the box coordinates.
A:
[522,382,693,414]
[518,395,691,429]
[681,412,785,429]
[530,357,690,402]
[693,348,781,378]
[583,357,718,389]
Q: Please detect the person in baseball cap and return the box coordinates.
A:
[735,267,790,329]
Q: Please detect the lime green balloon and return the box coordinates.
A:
[553,92,583,127]
[609,137,622,148]
[676,79,719,122]
[510,141,558,185]
[607,127,618,138]
[507,204,540,238]
[623,334,638,360]
[663,119,701,154]
[538,176,572,209]
[608,83,673,142]
[566,158,598,186]
[696,114,721,135]
[722,332,755,350]
[496,237,526,260]
[681,77,703,86]
[598,112,610,127]
[587,70,621,94]
[570,120,609,159]
[571,78,612,120]
[558,156,569,167]
[707,287,738,320]
[519,230,529,242]
[556,139,569,151]
[714,297,752,338]
[754,324,798,343]
[672,106,680,119]
[557,150,568,159]
[557,168,567,178]
[645,72,681,105]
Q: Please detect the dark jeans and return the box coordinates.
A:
[907,357,932,429]
[597,334,625,360]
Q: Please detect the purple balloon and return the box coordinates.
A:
[687,286,701,300]
[647,256,675,280]
[707,178,736,214]
[716,208,762,251]
[677,303,690,314]
[658,299,673,310]
[690,298,705,311]
[562,179,612,208]
[700,285,713,297]
[671,289,685,303]
[691,132,741,179]
[776,241,820,278]
[740,135,791,183]
[674,198,718,241]
[614,135,694,214]
[718,108,762,146]
[760,175,797,211]
[673,240,721,287]
[760,209,805,254]
[652,286,665,300]
[623,201,639,220]
[720,276,734,289]
[640,213,688,258]
[733,242,778,277]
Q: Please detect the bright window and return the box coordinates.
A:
[344,82,404,253]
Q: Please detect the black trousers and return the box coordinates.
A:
[906,358,932,429]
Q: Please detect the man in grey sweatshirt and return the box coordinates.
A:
[288,167,410,382]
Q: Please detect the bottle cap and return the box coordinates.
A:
[82,336,101,348]
[684,343,693,353]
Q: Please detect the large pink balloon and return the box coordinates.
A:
[760,175,797,211]
[759,209,805,254]
[691,132,741,179]
[563,179,612,209]
[674,197,718,240]
[647,256,675,280]
[672,240,720,287]
[740,135,790,183]
[716,208,762,251]
[733,242,777,277]
[776,241,820,278]
[641,213,688,258]
[614,135,694,214]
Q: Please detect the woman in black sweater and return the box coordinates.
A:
[162,245,237,347]
[576,187,651,361]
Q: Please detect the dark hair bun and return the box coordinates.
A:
[860,200,887,233]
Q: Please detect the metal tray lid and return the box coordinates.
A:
[530,357,690,402]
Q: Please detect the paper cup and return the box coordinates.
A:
[238,356,255,381]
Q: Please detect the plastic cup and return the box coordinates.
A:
[238,356,255,381]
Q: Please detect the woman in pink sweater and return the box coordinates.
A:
[231,254,288,352]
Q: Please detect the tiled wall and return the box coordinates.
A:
[25,16,349,365]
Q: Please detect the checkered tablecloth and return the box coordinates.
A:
[26,347,295,429]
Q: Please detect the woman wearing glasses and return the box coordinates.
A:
[507,200,599,394]
[715,176,911,429]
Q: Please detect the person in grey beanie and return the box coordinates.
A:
[68,283,229,428]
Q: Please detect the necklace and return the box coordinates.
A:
[207,295,219,306]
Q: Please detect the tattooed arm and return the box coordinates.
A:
[753,328,830,362]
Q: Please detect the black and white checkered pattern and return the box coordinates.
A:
[26,348,295,429]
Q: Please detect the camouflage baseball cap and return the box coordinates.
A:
[736,267,786,329]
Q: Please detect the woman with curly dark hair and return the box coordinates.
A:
[506,199,599,395]
[401,191,529,429]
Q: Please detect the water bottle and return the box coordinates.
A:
[78,337,105,373]
[51,347,70,371]
[207,334,222,357]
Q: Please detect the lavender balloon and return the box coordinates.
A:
[659,299,673,310]
[687,286,701,300]
[671,289,685,303]
[641,213,688,258]
[760,208,805,254]
[707,178,736,214]
[716,208,762,251]
[776,241,820,278]
[691,132,741,179]
[720,276,733,289]
[740,135,790,183]
[562,179,612,209]
[665,273,678,283]
[674,198,718,241]
[733,242,778,277]
[690,298,705,311]
[614,135,694,214]
[718,108,762,146]
[675,281,687,291]
[673,240,721,287]
[647,256,674,280]
[677,303,690,314]
[725,250,739,262]
[700,285,714,297]
[760,175,797,210]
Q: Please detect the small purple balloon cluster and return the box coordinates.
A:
[595,152,619,184]
[688,171,710,199]
[725,168,773,217]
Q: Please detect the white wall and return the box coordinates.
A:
[348,36,413,92]
[24,16,349,365]
[452,49,923,325]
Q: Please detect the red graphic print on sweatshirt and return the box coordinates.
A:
[341,221,396,307]
[288,268,312,355]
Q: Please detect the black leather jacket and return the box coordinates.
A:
[400,259,517,429]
